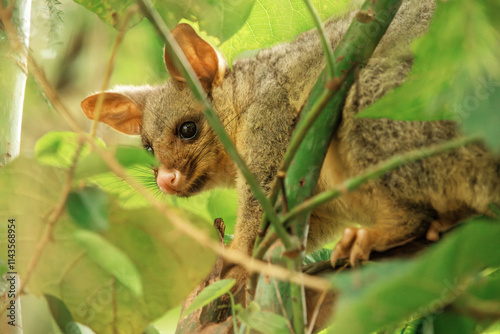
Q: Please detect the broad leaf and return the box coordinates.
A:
[67,186,109,231]
[72,0,141,28]
[327,218,500,334]
[74,0,255,43]
[237,302,290,334]
[34,131,96,169]
[0,157,217,334]
[182,279,236,316]
[75,146,158,179]
[432,312,476,334]
[45,294,83,334]
[73,229,143,297]
[220,0,350,63]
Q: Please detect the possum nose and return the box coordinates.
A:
[156,167,181,195]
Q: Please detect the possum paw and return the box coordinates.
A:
[426,219,456,241]
[330,227,376,267]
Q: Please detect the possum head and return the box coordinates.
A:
[81,23,234,197]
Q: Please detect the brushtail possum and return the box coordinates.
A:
[81,0,500,267]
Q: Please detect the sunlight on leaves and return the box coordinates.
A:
[34,131,99,169]
[0,157,217,334]
[220,0,350,63]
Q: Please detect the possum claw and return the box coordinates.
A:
[330,227,373,267]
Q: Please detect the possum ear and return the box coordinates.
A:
[81,92,143,135]
[164,23,227,91]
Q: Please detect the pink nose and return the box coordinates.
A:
[156,167,181,195]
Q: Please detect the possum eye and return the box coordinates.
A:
[144,144,154,155]
[179,122,197,140]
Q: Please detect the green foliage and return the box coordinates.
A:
[359,0,500,151]
[326,218,500,334]
[72,0,140,28]
[73,0,255,43]
[220,0,350,63]
[45,294,82,334]
[75,145,158,179]
[34,131,93,168]
[0,157,218,333]
[303,248,331,265]
[5,0,500,332]
[67,187,109,231]
[236,302,290,334]
[182,279,236,317]
[73,229,143,297]
[74,0,350,64]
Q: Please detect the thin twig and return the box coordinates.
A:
[136,0,296,250]
[228,292,239,332]
[306,290,327,334]
[90,5,138,138]
[271,271,295,334]
[282,135,482,224]
[303,0,335,78]
[278,172,289,214]
[17,139,85,296]
[289,257,306,333]
[253,232,279,261]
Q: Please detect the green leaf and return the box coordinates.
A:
[0,258,7,276]
[0,157,217,334]
[73,230,143,297]
[34,131,94,168]
[237,302,290,334]
[394,318,424,334]
[144,324,162,334]
[45,294,82,334]
[75,0,255,43]
[461,88,500,152]
[303,248,331,265]
[67,186,109,231]
[72,0,141,28]
[220,0,350,63]
[453,270,500,318]
[359,0,500,151]
[327,218,500,334]
[432,312,476,334]
[158,0,256,43]
[75,146,158,179]
[182,279,236,316]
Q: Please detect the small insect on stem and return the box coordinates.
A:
[355,8,380,24]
